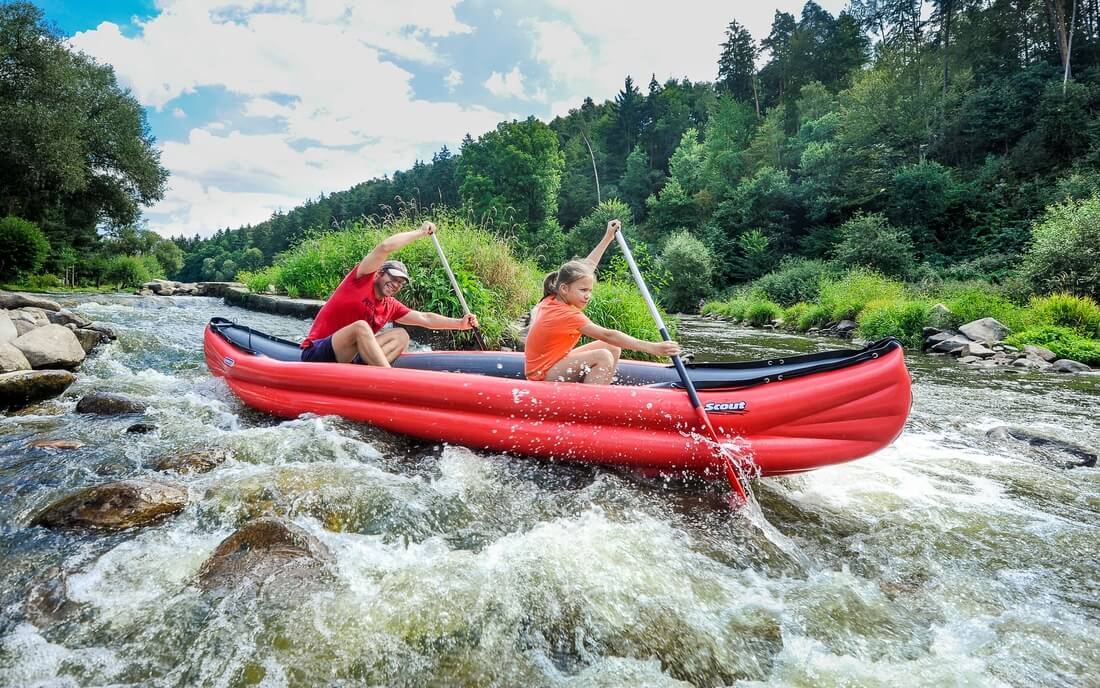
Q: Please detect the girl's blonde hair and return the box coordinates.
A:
[543,259,595,298]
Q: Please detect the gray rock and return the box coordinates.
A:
[0,291,60,311]
[922,327,943,339]
[925,330,968,345]
[126,423,158,434]
[46,308,91,329]
[274,297,324,319]
[31,479,188,531]
[959,318,1010,345]
[835,320,858,335]
[0,370,75,409]
[9,307,50,329]
[85,322,117,340]
[1051,359,1091,374]
[958,355,981,364]
[987,426,1097,468]
[960,342,996,358]
[72,328,104,354]
[0,311,17,343]
[1023,344,1057,362]
[929,335,972,354]
[1011,357,1047,370]
[0,341,31,373]
[12,324,86,369]
[76,392,146,415]
[24,565,82,627]
[197,517,333,590]
[153,449,229,474]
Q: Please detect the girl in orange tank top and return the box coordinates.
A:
[524,219,681,384]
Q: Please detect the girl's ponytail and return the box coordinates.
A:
[542,271,559,298]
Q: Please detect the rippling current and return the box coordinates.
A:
[1,294,1098,687]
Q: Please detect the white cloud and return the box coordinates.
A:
[484,65,530,100]
[172,107,185,118]
[68,0,501,238]
[444,68,463,92]
[530,0,848,106]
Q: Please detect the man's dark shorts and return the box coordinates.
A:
[300,335,338,363]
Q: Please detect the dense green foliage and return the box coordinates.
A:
[0,2,167,279]
[658,231,714,313]
[0,216,49,282]
[1021,198,1100,300]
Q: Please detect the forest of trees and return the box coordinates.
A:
[3,0,1098,301]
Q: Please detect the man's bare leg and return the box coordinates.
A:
[375,327,410,364]
[329,321,390,366]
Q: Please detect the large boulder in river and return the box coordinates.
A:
[75,391,146,415]
[31,479,188,530]
[0,291,60,311]
[70,328,104,354]
[12,324,85,369]
[46,308,91,329]
[0,370,75,409]
[197,517,333,590]
[1051,359,1092,374]
[1023,344,1058,363]
[959,318,1010,345]
[0,311,18,343]
[0,341,31,373]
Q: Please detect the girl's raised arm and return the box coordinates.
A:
[584,219,621,267]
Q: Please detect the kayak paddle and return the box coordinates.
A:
[430,231,488,351]
[613,230,749,503]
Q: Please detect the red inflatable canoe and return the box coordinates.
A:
[205,318,911,478]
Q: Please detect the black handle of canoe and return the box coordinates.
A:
[614,230,748,503]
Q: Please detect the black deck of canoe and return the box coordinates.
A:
[209,317,901,391]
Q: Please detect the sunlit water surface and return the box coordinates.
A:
[1,296,1098,687]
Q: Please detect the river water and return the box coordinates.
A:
[1,295,1098,687]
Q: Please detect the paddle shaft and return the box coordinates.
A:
[612,231,748,502]
[430,232,487,351]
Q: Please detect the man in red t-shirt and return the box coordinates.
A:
[300,221,478,366]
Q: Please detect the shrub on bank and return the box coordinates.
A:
[750,257,837,306]
[942,282,1030,332]
[583,279,677,360]
[1005,326,1100,366]
[0,216,50,283]
[1021,196,1100,300]
[1028,293,1100,338]
[818,268,908,322]
[856,299,933,347]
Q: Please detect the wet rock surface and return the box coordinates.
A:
[153,449,229,474]
[0,370,75,410]
[31,479,188,530]
[75,392,147,415]
[196,516,333,590]
[986,426,1098,469]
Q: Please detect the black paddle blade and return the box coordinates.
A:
[471,327,488,351]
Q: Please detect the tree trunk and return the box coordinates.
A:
[1047,0,1072,77]
[942,0,953,95]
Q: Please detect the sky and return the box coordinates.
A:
[40,0,848,239]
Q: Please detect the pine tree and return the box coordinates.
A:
[716,20,758,105]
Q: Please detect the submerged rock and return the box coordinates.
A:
[29,439,85,450]
[126,422,158,434]
[75,392,147,415]
[31,479,188,530]
[0,370,75,410]
[154,449,228,474]
[197,517,333,590]
[23,565,82,627]
[986,426,1097,469]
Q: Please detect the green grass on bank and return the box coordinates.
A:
[703,266,1100,362]
[238,212,675,356]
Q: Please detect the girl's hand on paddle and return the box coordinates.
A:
[460,313,479,330]
[650,340,681,358]
[419,221,436,237]
[605,219,621,238]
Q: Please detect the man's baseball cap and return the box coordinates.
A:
[380,260,411,284]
